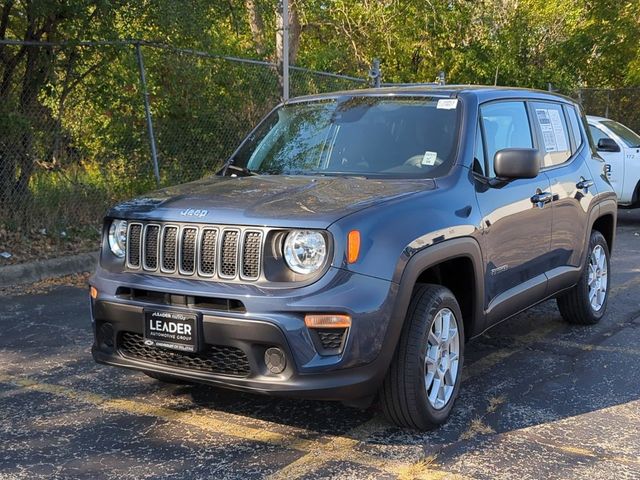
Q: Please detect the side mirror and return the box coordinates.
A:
[494,148,541,179]
[597,138,620,153]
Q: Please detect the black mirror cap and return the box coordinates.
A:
[494,148,541,179]
[597,138,621,152]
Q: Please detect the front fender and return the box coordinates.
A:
[371,237,485,380]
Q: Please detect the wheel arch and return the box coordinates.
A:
[391,237,485,344]
[591,199,617,252]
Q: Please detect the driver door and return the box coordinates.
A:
[474,100,553,327]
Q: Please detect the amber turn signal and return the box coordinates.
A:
[347,230,361,264]
[90,286,98,299]
[304,314,352,329]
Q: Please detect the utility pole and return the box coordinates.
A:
[282,0,290,100]
[135,42,161,186]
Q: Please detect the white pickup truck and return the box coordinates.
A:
[587,115,640,207]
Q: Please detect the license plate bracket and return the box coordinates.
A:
[143,309,201,353]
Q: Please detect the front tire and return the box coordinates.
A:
[380,284,465,430]
[557,230,610,325]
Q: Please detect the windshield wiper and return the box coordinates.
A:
[222,164,257,177]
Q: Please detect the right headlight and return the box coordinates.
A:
[108,219,128,258]
[283,230,327,275]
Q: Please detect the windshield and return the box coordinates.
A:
[228,96,461,177]
[602,120,640,148]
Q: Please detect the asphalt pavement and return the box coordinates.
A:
[1,209,639,479]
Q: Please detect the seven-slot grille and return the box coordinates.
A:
[126,222,264,282]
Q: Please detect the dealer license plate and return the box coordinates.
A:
[143,309,199,353]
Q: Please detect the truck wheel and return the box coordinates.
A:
[144,371,190,384]
[380,284,464,430]
[557,230,610,325]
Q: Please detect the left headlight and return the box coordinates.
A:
[283,230,327,275]
[108,219,128,258]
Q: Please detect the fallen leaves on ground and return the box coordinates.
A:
[0,227,98,266]
[0,272,91,297]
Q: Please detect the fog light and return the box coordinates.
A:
[264,347,286,374]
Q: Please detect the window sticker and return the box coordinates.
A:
[437,99,458,110]
[536,108,568,152]
[421,151,438,166]
[547,109,569,152]
[536,109,557,152]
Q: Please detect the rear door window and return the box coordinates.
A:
[480,101,533,177]
[531,102,572,167]
[565,105,583,152]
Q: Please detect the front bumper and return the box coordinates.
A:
[90,266,400,400]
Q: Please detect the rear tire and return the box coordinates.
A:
[557,230,610,325]
[143,371,190,384]
[380,284,465,430]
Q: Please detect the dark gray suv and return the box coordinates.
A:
[91,86,616,430]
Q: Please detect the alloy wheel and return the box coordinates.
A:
[588,244,608,311]
[424,308,460,410]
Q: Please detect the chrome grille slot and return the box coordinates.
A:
[127,223,142,268]
[143,225,160,270]
[161,226,178,272]
[124,222,265,282]
[199,228,218,276]
[180,227,198,274]
[241,231,262,280]
[220,230,239,278]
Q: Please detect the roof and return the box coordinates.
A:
[586,115,609,123]
[289,84,578,105]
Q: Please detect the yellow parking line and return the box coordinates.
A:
[516,429,640,467]
[8,282,628,480]
[0,373,464,479]
[462,322,560,382]
[269,323,564,480]
[609,274,640,296]
[0,373,312,448]
[544,339,640,356]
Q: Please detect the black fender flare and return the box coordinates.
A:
[577,198,617,269]
[384,237,485,360]
[594,198,617,250]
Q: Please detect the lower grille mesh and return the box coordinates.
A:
[118,332,250,377]
[317,329,347,351]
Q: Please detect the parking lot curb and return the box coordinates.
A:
[0,252,98,288]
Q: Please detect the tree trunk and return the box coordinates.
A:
[245,0,266,56]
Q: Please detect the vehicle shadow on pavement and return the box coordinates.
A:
[180,296,640,451]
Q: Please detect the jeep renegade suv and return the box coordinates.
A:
[91,86,616,430]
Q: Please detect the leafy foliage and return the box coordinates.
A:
[0,0,639,243]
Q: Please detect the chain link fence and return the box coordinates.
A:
[0,40,365,263]
[1,39,639,264]
[574,88,640,133]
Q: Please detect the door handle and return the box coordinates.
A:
[530,191,553,206]
[576,179,594,190]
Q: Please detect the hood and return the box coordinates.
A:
[108,174,436,228]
